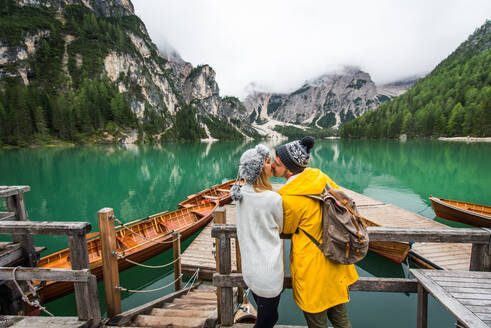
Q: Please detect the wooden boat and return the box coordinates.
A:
[430,196,491,228]
[36,202,218,303]
[360,217,411,263]
[178,179,240,208]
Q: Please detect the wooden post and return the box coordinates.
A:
[68,232,94,321]
[214,207,226,325]
[235,239,243,304]
[417,284,428,328]
[87,274,102,325]
[218,233,233,326]
[98,208,121,318]
[469,242,491,271]
[6,193,36,267]
[173,231,182,291]
[215,207,227,224]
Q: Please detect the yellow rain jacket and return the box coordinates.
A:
[278,168,359,313]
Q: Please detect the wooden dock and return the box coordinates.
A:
[182,185,473,275]
[411,269,491,328]
[340,187,472,270]
[106,284,218,328]
[182,207,239,280]
[0,316,90,328]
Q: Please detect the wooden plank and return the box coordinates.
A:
[0,244,25,267]
[433,276,491,283]
[467,306,491,314]
[150,308,212,317]
[107,286,195,326]
[445,286,491,294]
[437,281,491,289]
[0,186,30,198]
[0,315,87,328]
[98,208,121,318]
[135,315,206,327]
[367,227,489,243]
[476,313,491,320]
[411,270,489,328]
[213,273,418,293]
[452,293,491,300]
[211,225,490,244]
[0,221,91,236]
[0,212,16,221]
[460,299,491,306]
[0,267,91,282]
[425,271,491,279]
[339,187,386,207]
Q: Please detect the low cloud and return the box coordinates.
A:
[133,0,491,98]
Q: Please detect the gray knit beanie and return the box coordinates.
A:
[275,136,315,174]
[230,144,270,201]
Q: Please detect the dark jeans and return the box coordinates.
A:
[303,303,352,328]
[252,291,281,328]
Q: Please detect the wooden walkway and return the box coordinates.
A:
[411,269,491,328]
[340,188,472,270]
[0,316,89,328]
[182,207,238,280]
[106,285,218,328]
[182,185,473,275]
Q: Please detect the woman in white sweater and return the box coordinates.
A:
[230,144,284,328]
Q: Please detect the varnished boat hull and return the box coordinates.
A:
[361,218,410,263]
[178,179,237,208]
[430,196,491,228]
[37,204,217,303]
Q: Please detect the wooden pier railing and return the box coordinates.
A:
[98,207,183,319]
[211,221,491,326]
[1,186,36,267]
[0,220,101,326]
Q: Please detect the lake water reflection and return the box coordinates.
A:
[1,139,489,327]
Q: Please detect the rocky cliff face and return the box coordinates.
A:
[0,0,247,141]
[244,68,416,129]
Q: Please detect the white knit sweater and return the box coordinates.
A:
[236,183,284,298]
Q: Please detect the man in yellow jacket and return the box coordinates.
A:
[272,136,358,328]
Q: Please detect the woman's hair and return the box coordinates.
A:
[252,161,272,192]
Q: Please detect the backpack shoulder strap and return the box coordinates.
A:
[297,228,323,252]
[304,182,330,201]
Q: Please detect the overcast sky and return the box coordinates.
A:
[132,0,490,98]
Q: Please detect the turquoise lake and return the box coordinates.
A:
[1,139,490,327]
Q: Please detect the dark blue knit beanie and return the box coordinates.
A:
[275,136,315,174]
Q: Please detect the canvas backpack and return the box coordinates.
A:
[299,183,369,265]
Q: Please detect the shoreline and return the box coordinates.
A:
[438,137,491,143]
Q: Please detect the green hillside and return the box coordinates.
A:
[341,21,491,138]
[0,2,143,146]
[0,1,247,147]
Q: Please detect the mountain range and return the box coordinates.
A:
[0,0,487,145]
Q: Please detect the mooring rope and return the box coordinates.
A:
[112,215,179,245]
[116,273,183,293]
[11,267,54,317]
[116,253,181,269]
[183,268,200,293]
